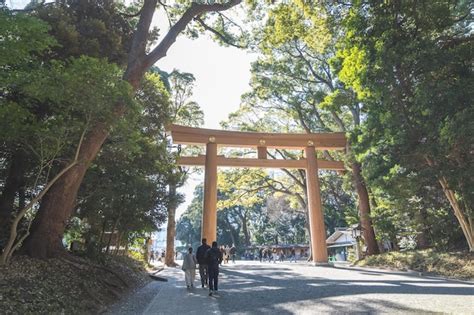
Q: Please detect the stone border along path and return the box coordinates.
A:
[108,260,474,314]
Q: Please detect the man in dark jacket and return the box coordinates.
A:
[205,241,223,296]
[196,238,210,288]
[230,244,236,264]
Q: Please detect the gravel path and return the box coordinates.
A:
[109,261,474,314]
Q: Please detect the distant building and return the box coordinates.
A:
[326,227,356,261]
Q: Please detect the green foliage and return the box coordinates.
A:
[0,9,56,67]
[262,3,330,54]
[336,0,473,249]
[176,184,203,248]
[34,0,136,65]
[76,72,173,253]
[177,173,309,249]
[0,9,134,214]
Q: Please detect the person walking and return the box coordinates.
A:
[230,244,236,263]
[289,248,297,263]
[182,247,197,289]
[224,245,230,264]
[205,241,223,296]
[196,238,210,288]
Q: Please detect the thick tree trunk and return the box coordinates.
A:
[351,161,379,255]
[22,124,110,258]
[165,183,177,266]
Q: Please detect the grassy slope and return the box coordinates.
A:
[0,254,150,314]
[355,249,473,281]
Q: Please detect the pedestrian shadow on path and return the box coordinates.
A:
[215,263,474,314]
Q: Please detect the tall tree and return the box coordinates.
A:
[0,5,136,261]
[18,0,244,258]
[163,69,204,266]
[228,2,380,254]
[337,0,473,251]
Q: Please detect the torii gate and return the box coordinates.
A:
[168,124,346,264]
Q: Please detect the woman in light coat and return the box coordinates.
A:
[182,247,197,289]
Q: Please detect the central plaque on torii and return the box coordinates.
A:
[167,124,347,264]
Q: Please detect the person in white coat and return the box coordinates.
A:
[182,247,197,289]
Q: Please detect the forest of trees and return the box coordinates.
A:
[0,0,472,268]
[177,1,473,254]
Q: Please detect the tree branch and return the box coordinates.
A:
[194,16,246,49]
[128,0,158,64]
[144,0,242,69]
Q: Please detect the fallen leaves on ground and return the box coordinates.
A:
[0,254,150,314]
[356,249,473,280]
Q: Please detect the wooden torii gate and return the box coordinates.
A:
[167,124,346,264]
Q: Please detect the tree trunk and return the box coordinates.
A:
[18,187,25,210]
[391,238,400,251]
[165,183,177,266]
[105,219,119,255]
[424,156,473,251]
[241,214,251,246]
[124,233,129,256]
[98,220,107,250]
[224,214,237,246]
[22,129,109,258]
[415,208,430,249]
[0,149,26,227]
[438,176,473,251]
[114,231,123,255]
[351,161,379,255]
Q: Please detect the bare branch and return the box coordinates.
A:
[119,6,144,18]
[158,0,173,27]
[194,16,246,49]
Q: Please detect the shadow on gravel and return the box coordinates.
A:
[216,263,474,314]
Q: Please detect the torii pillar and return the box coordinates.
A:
[305,145,328,264]
[202,141,217,243]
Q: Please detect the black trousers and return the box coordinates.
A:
[208,265,219,291]
[199,264,208,285]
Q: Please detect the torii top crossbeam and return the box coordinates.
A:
[167,124,346,150]
[167,124,347,170]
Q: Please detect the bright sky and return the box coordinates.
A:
[156,38,253,129]
[153,12,255,219]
